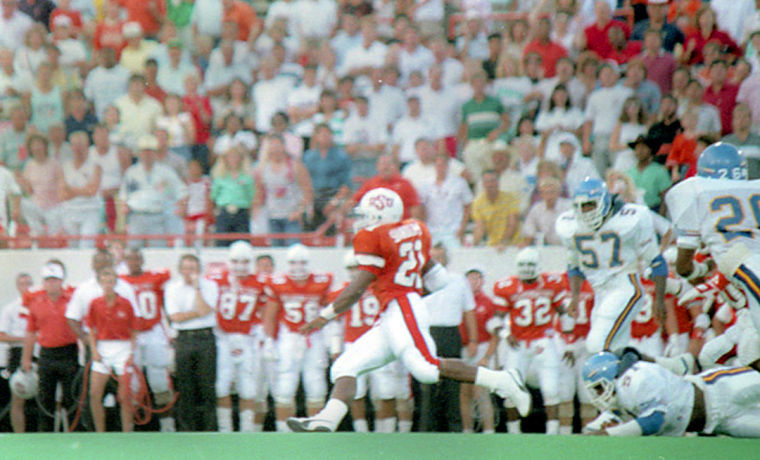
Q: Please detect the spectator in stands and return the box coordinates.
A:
[678,78,722,137]
[638,29,677,96]
[84,47,130,119]
[50,17,86,76]
[522,176,571,246]
[535,84,585,144]
[473,140,528,210]
[115,74,164,148]
[646,93,682,154]
[19,133,62,237]
[156,93,195,162]
[165,253,219,432]
[22,262,76,432]
[254,134,313,246]
[583,0,630,60]
[258,111,303,160]
[119,0,165,39]
[666,108,699,182]
[287,64,322,144]
[204,40,252,102]
[0,0,33,51]
[631,0,685,53]
[47,122,72,163]
[155,128,189,179]
[364,66,405,133]
[0,48,25,118]
[556,132,599,196]
[625,134,671,212]
[310,90,346,146]
[397,25,434,84]
[523,17,568,79]
[471,169,520,251]
[341,17,387,87]
[292,0,337,42]
[416,64,461,157]
[429,36,464,88]
[403,137,466,192]
[681,6,742,65]
[481,33,502,81]
[14,23,47,80]
[64,89,97,139]
[583,61,633,175]
[609,96,649,172]
[27,61,65,135]
[157,40,198,96]
[252,58,291,133]
[143,58,167,104]
[90,124,128,233]
[351,153,422,220]
[119,22,156,75]
[392,95,435,167]
[60,131,102,248]
[191,0,223,41]
[93,0,126,56]
[418,153,473,249]
[118,135,186,247]
[536,57,586,111]
[703,59,739,136]
[181,74,213,169]
[212,78,256,133]
[621,59,661,117]
[211,146,254,246]
[212,114,257,165]
[460,70,508,180]
[342,95,387,186]
[0,104,29,171]
[721,103,760,179]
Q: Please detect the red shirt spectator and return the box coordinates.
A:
[24,286,76,349]
[182,78,213,146]
[584,2,631,60]
[119,0,165,38]
[93,2,126,56]
[682,7,742,65]
[702,61,738,135]
[607,40,642,65]
[639,29,677,94]
[460,290,497,344]
[222,0,258,42]
[50,7,82,34]
[522,18,567,78]
[666,133,698,178]
[85,294,137,341]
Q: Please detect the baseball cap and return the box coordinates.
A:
[465,265,484,276]
[52,15,72,28]
[138,134,158,151]
[41,263,64,280]
[122,22,143,38]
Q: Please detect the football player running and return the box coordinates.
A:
[263,243,333,432]
[582,351,760,437]
[493,248,565,435]
[210,241,270,432]
[556,178,671,357]
[119,248,175,431]
[665,143,760,371]
[287,188,531,432]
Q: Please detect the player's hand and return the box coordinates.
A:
[566,298,579,318]
[467,341,478,358]
[477,357,490,367]
[21,358,31,372]
[507,335,519,349]
[300,317,328,334]
[562,350,576,366]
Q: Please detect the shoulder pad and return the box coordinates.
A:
[555,210,578,239]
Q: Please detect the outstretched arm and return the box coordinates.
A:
[300,270,376,333]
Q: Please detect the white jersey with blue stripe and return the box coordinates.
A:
[616,362,694,437]
[556,202,660,289]
[665,177,760,257]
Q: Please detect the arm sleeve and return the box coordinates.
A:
[65,287,84,321]
[636,208,661,266]
[461,277,476,312]
[664,183,700,249]
[163,283,179,316]
[201,280,219,310]
[353,230,385,277]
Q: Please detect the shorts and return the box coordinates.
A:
[92,340,132,376]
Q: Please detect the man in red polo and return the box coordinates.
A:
[523,17,567,78]
[21,263,78,432]
[702,59,739,136]
[350,153,422,220]
[222,0,258,41]
[584,1,631,60]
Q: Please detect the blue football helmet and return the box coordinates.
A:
[582,352,620,411]
[573,177,612,230]
[697,142,747,180]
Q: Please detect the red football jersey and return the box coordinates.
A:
[460,291,497,344]
[632,278,661,339]
[120,270,171,332]
[85,294,137,341]
[212,272,270,334]
[492,273,565,342]
[268,273,333,333]
[330,282,382,343]
[353,219,431,310]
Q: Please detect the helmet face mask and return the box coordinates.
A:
[697,142,747,180]
[573,178,611,231]
[286,244,311,281]
[582,352,621,412]
[516,247,539,280]
[228,241,253,277]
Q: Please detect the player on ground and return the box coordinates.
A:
[209,241,270,432]
[286,188,531,432]
[582,351,760,437]
[555,272,596,433]
[263,243,334,432]
[492,247,564,435]
[556,177,669,356]
[665,143,760,371]
[119,248,175,431]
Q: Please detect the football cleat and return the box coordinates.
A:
[286,417,334,433]
[494,368,531,417]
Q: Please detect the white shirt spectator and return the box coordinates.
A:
[331,30,363,69]
[56,38,88,70]
[365,83,405,130]
[14,46,47,80]
[492,76,537,130]
[340,42,387,77]
[89,145,122,193]
[191,0,224,39]
[292,0,338,40]
[164,277,219,330]
[119,162,186,214]
[402,159,465,191]
[536,77,588,110]
[392,114,439,164]
[266,0,299,36]
[0,165,20,230]
[287,83,322,137]
[711,0,756,43]
[66,277,138,322]
[398,45,435,83]
[677,103,722,136]
[61,157,103,211]
[522,197,572,246]
[419,172,473,245]
[114,94,163,143]
[0,9,33,50]
[413,0,444,22]
[252,77,292,132]
[204,59,253,95]
[83,64,130,119]
[415,85,462,137]
[584,85,634,136]
[343,110,389,145]
[424,273,475,327]
[535,107,585,134]
[157,61,199,96]
[439,57,464,88]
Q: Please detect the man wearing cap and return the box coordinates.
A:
[631,0,685,53]
[119,22,156,75]
[157,39,199,96]
[114,74,164,145]
[22,262,76,432]
[626,134,671,212]
[117,135,187,247]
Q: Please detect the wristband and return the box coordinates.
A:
[319,303,338,321]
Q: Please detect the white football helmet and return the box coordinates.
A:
[286,243,311,281]
[228,240,253,277]
[10,369,38,400]
[353,187,404,232]
[516,247,540,281]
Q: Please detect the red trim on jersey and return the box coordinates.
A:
[396,295,439,367]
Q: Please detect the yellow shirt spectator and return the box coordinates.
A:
[472,170,521,248]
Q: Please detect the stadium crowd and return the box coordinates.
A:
[0,0,758,435]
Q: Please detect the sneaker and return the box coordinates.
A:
[494,369,531,417]
[287,417,334,433]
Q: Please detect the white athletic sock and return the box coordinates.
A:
[463,428,474,433]
[353,418,368,432]
[483,429,495,434]
[252,423,263,432]
[507,420,521,434]
[398,420,413,433]
[240,410,255,433]
[474,367,501,391]
[546,420,560,435]
[313,399,348,431]
[217,407,233,432]
[276,420,290,432]
[378,417,396,433]
[159,416,176,432]
[559,425,572,435]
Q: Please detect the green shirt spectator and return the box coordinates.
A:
[210,147,255,246]
[211,172,255,209]
[168,0,195,28]
[626,135,672,210]
[461,96,505,140]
